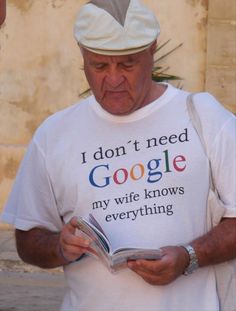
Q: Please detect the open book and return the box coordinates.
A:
[77,214,163,272]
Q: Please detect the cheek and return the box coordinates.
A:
[85,70,103,94]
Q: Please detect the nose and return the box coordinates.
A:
[105,66,125,89]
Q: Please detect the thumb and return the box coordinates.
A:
[65,216,78,234]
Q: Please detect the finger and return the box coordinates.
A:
[139,271,170,286]
[86,247,99,258]
[65,217,78,234]
[128,259,165,274]
[70,216,79,227]
[128,263,170,286]
[62,243,90,256]
[130,266,162,285]
[61,232,91,249]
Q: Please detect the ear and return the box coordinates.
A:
[150,40,157,55]
[78,44,85,56]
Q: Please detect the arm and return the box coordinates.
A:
[191,218,236,266]
[15,217,92,269]
[128,218,236,285]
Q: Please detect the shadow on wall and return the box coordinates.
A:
[0,0,6,26]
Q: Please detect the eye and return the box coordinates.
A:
[94,63,107,70]
[121,61,136,70]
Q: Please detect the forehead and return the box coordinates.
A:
[82,47,147,63]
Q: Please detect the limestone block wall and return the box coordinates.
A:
[0,0,233,229]
[206,0,236,113]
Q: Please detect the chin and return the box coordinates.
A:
[103,104,134,116]
[100,97,135,115]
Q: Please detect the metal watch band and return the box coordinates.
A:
[181,244,199,275]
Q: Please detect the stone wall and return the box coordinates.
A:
[0,0,234,228]
[205,0,236,113]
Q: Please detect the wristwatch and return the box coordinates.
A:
[181,244,199,275]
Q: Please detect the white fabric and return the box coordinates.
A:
[1,83,236,311]
[74,0,160,55]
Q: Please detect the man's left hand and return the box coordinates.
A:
[128,246,189,285]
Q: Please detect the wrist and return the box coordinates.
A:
[57,243,85,265]
[178,245,190,270]
[57,243,74,265]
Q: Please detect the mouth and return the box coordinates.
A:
[104,91,128,99]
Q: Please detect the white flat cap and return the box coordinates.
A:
[74,0,160,55]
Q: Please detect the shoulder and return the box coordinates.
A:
[190,92,236,153]
[42,96,92,128]
[35,96,92,135]
[31,96,94,151]
[191,92,234,123]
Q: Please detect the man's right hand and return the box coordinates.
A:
[58,216,92,264]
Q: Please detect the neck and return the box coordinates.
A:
[141,82,167,109]
[150,82,167,102]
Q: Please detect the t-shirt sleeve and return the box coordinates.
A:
[210,116,236,218]
[1,138,64,232]
[194,93,236,218]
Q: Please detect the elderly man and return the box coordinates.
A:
[1,1,236,310]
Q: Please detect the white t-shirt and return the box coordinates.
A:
[2,83,236,311]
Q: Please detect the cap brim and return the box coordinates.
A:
[80,42,154,56]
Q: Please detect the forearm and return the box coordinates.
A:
[191,218,236,267]
[15,228,68,269]
[15,218,92,269]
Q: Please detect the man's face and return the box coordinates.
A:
[82,44,156,115]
